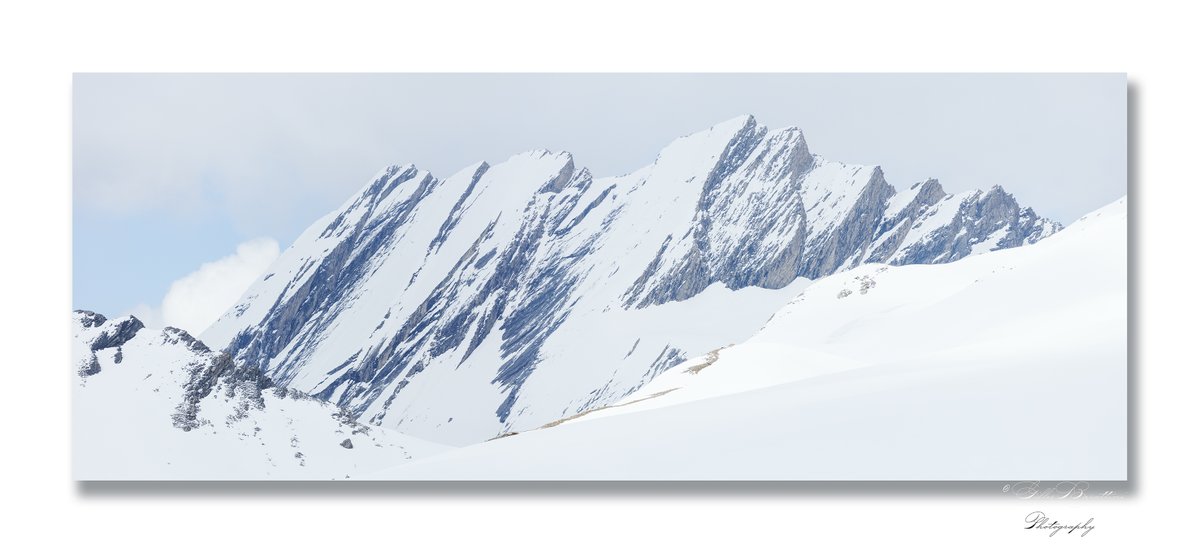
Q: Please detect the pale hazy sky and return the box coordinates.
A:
[73,73,1127,324]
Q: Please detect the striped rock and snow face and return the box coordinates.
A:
[201,115,1060,445]
[373,198,1126,480]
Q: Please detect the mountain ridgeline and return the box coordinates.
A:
[202,115,1060,445]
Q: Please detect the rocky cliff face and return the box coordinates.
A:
[876,181,1060,265]
[201,115,1060,445]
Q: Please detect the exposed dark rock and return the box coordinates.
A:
[162,327,212,354]
[74,310,107,329]
[172,352,274,431]
[89,316,144,351]
[79,353,102,377]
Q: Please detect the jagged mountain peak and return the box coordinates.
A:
[911,177,945,193]
[201,116,1060,445]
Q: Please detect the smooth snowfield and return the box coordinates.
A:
[372,198,1127,480]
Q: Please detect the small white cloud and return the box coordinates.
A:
[152,238,280,335]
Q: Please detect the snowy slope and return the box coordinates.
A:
[72,311,448,480]
[371,197,1126,480]
[201,115,1061,445]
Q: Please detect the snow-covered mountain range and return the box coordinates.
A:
[196,115,1061,446]
[377,197,1127,480]
[71,195,1123,480]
